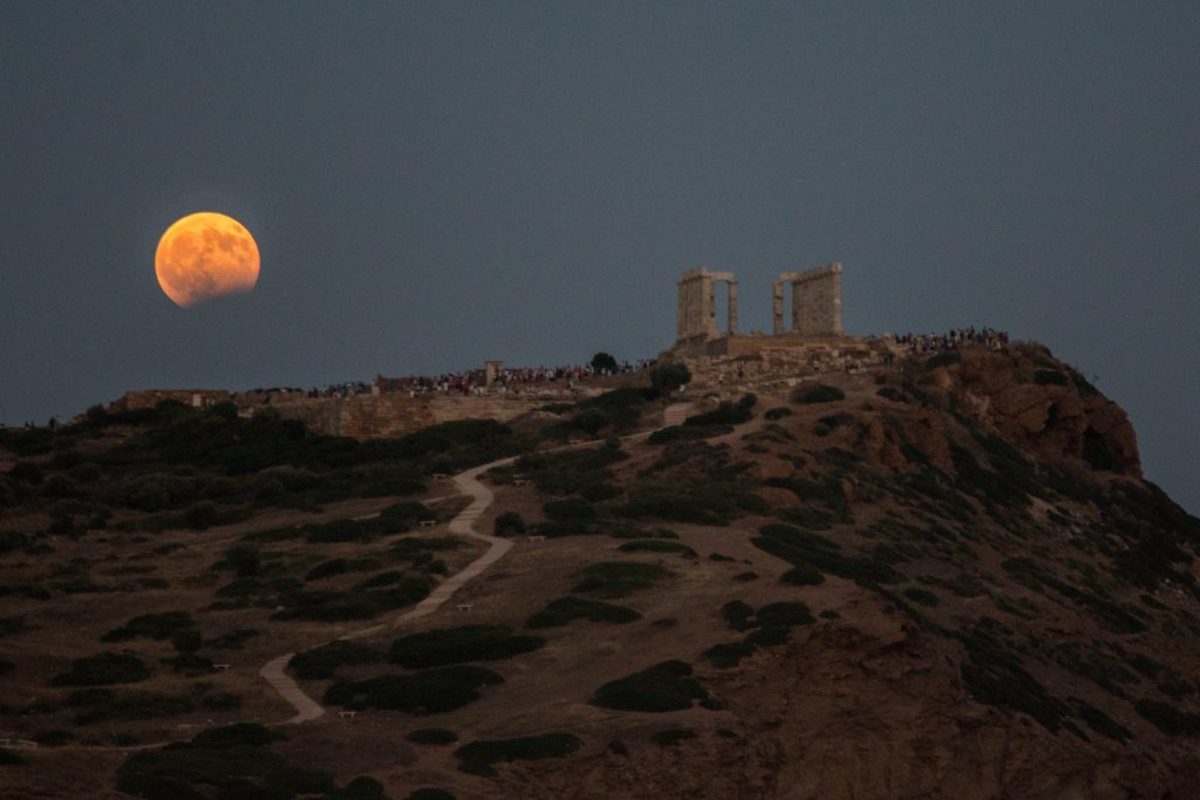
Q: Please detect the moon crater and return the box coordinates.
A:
[155,212,260,307]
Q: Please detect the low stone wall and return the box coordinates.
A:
[110,389,232,412]
[269,393,548,439]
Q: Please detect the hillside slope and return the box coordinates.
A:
[1,342,1198,799]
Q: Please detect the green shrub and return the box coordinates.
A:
[303,518,381,544]
[52,652,151,686]
[521,446,627,487]
[324,666,503,713]
[289,641,382,680]
[406,728,459,745]
[572,562,670,598]
[42,474,78,498]
[753,523,901,586]
[182,501,218,530]
[191,723,284,749]
[379,501,433,528]
[493,511,526,537]
[619,485,766,525]
[746,626,791,647]
[1034,369,1069,386]
[755,601,815,628]
[389,626,545,668]
[272,576,432,622]
[876,386,906,402]
[903,588,940,607]
[1074,700,1132,743]
[116,724,331,800]
[702,640,756,669]
[647,424,731,445]
[927,351,962,368]
[793,384,845,404]
[543,496,597,523]
[454,733,582,776]
[0,748,26,765]
[764,406,792,420]
[405,790,456,800]
[650,363,691,395]
[652,728,697,746]
[328,776,388,799]
[780,566,825,586]
[73,690,194,725]
[721,600,755,631]
[221,545,262,577]
[957,632,1071,733]
[526,596,641,628]
[591,352,618,372]
[617,540,696,557]
[0,531,30,554]
[685,402,752,427]
[1134,698,1200,736]
[102,611,193,642]
[590,660,708,712]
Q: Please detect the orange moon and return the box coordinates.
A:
[155,212,260,307]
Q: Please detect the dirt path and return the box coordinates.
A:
[257,457,519,724]
[259,403,693,725]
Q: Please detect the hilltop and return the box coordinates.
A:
[1,339,1198,799]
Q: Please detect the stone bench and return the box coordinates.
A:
[456,603,474,612]
[418,519,437,528]
[338,710,357,720]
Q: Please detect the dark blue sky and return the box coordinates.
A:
[2,2,1197,511]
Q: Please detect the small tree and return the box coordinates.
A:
[223,544,261,577]
[650,363,691,396]
[493,512,526,537]
[591,352,618,373]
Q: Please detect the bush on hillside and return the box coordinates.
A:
[650,363,691,395]
[792,384,845,404]
[571,562,670,598]
[616,540,696,557]
[52,652,152,686]
[289,641,382,680]
[389,626,545,668]
[493,511,526,537]
[590,660,708,712]
[525,596,641,628]
[454,733,582,776]
[324,666,503,714]
[590,352,618,372]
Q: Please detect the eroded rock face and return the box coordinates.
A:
[933,348,1141,477]
[489,593,1199,799]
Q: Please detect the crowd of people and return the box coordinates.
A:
[893,327,1009,355]
[277,359,653,400]
[378,359,652,397]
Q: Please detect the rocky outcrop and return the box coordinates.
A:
[926,347,1141,477]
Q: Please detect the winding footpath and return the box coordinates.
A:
[259,402,696,725]
[259,456,519,724]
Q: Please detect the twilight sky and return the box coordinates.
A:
[1,2,1197,512]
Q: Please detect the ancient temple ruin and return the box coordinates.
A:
[773,262,842,336]
[676,268,738,341]
[675,262,843,351]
